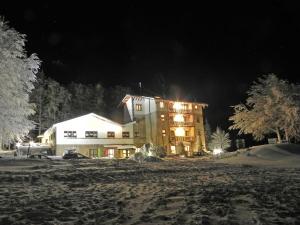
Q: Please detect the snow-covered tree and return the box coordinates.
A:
[208,127,231,150]
[30,73,71,134]
[229,74,300,142]
[0,18,40,147]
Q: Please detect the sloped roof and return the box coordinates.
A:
[54,113,122,127]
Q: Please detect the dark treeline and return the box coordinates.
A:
[29,71,133,136]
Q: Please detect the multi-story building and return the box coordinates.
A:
[122,95,208,156]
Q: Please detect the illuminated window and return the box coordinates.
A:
[171,146,176,154]
[85,131,97,138]
[160,114,165,121]
[185,146,190,151]
[107,131,115,138]
[89,149,98,158]
[175,127,185,137]
[64,131,77,138]
[183,104,188,110]
[108,149,114,158]
[195,105,198,109]
[173,102,182,110]
[122,131,130,138]
[174,114,184,122]
[160,101,164,108]
[162,129,166,136]
[136,104,142,111]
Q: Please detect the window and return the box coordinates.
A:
[108,149,114,158]
[171,146,176,154]
[107,131,115,138]
[89,149,98,158]
[197,116,200,123]
[160,114,165,121]
[64,131,77,138]
[122,131,130,138]
[134,131,139,137]
[136,104,142,111]
[160,101,164,108]
[85,131,97,138]
[183,104,188,110]
[195,105,198,109]
[185,130,190,137]
[162,129,166,136]
[170,130,175,137]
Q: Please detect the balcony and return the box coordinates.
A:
[169,121,194,127]
[168,108,193,113]
[170,136,195,142]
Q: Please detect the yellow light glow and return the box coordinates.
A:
[173,102,182,110]
[175,127,185,136]
[174,114,184,122]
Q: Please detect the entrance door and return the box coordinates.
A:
[89,149,97,158]
[108,149,114,158]
[122,150,129,158]
[184,146,191,156]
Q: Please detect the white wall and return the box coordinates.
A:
[54,114,134,145]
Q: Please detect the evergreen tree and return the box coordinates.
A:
[209,127,231,150]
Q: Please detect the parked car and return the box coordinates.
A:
[62,152,89,159]
[28,154,52,160]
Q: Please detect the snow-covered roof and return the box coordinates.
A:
[53,113,121,127]
[121,94,208,106]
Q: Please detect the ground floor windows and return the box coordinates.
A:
[89,149,98,158]
[108,149,114,158]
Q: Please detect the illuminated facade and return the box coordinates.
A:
[41,113,136,158]
[122,95,207,156]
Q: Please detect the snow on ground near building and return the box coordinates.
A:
[0,157,300,224]
[217,144,300,167]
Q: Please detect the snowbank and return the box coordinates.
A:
[217,144,300,167]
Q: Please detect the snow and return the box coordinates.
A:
[0,154,300,224]
[217,144,300,167]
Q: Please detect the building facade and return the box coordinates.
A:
[41,113,136,158]
[122,95,207,156]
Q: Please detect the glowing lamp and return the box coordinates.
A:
[174,114,184,122]
[213,148,223,155]
[175,127,185,137]
[173,102,182,110]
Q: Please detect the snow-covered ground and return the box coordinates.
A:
[0,145,300,224]
[217,143,300,167]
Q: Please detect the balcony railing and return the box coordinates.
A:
[170,136,195,142]
[168,108,193,113]
[169,121,194,127]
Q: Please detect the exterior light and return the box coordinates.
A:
[174,114,184,122]
[175,127,185,137]
[16,142,21,148]
[29,141,35,146]
[213,148,223,155]
[173,102,182,110]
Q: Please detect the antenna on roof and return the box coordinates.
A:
[138,82,142,95]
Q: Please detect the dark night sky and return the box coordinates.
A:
[2,1,300,130]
